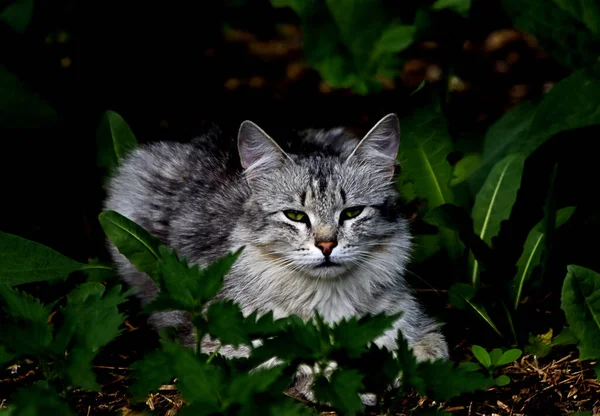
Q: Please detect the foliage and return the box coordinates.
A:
[470,345,522,385]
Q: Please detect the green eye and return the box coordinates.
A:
[284,210,307,222]
[342,207,364,220]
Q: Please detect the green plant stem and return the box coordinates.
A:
[206,345,222,364]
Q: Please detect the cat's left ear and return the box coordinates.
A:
[237,120,293,177]
[346,113,400,176]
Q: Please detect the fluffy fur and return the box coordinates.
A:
[104,114,449,404]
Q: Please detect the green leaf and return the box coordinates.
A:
[471,345,491,369]
[129,349,175,402]
[96,110,138,175]
[332,312,399,358]
[488,348,502,366]
[228,366,285,405]
[205,300,250,347]
[525,329,553,358]
[395,330,426,393]
[0,285,53,355]
[458,361,481,372]
[552,0,600,35]
[502,0,600,69]
[80,258,116,283]
[417,359,492,401]
[470,153,525,286]
[98,210,161,278]
[0,344,16,365]
[511,206,576,310]
[243,310,288,339]
[496,349,522,366]
[450,153,482,186]
[0,232,83,286]
[431,0,471,17]
[271,0,416,94]
[0,0,34,33]
[0,65,58,129]
[313,368,364,415]
[448,283,502,337]
[561,265,600,360]
[552,326,578,346]
[8,381,75,416]
[494,374,511,386]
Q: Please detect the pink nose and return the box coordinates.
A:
[316,241,337,256]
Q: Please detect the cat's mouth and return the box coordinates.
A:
[315,259,342,268]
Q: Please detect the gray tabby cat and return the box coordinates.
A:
[104,113,449,404]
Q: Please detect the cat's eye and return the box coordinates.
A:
[284,210,308,222]
[341,206,364,221]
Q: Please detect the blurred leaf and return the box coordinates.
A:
[228,366,285,405]
[313,368,364,415]
[561,265,600,360]
[0,0,33,33]
[471,345,491,368]
[525,329,553,358]
[470,153,525,286]
[431,0,471,17]
[0,344,15,365]
[450,153,481,186]
[496,349,522,366]
[206,300,249,347]
[0,232,83,286]
[8,381,75,416]
[80,258,116,283]
[332,312,399,358]
[494,375,510,386]
[96,110,138,175]
[0,65,58,128]
[502,0,600,69]
[552,0,600,35]
[458,361,481,372]
[417,358,492,401]
[448,283,502,337]
[511,207,576,310]
[552,326,578,346]
[129,348,175,402]
[271,0,416,94]
[98,210,161,278]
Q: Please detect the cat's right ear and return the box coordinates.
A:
[237,120,292,177]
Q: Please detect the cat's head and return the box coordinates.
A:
[236,114,411,280]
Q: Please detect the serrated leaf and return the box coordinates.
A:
[525,329,553,358]
[243,310,288,339]
[431,0,471,17]
[8,381,75,415]
[496,349,522,366]
[129,349,175,402]
[395,330,425,393]
[511,206,576,310]
[313,368,364,415]
[489,348,502,366]
[228,365,285,405]
[98,210,161,278]
[561,265,600,360]
[552,326,578,346]
[332,312,400,358]
[0,232,83,286]
[495,374,511,386]
[470,153,525,286]
[205,300,250,347]
[448,283,502,337]
[417,359,492,401]
[471,345,491,369]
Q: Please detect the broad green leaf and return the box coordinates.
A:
[0,0,33,33]
[552,0,600,35]
[502,0,600,69]
[0,232,83,286]
[561,265,600,360]
[0,285,53,355]
[205,300,250,347]
[98,210,161,278]
[450,153,481,186]
[448,283,502,337]
[495,375,511,386]
[431,0,471,17]
[313,368,364,415]
[552,326,578,346]
[271,0,416,94]
[470,153,525,286]
[0,65,58,129]
[511,207,576,309]
[332,312,399,358]
[525,329,553,358]
[8,381,75,416]
[496,349,522,366]
[417,358,492,401]
[80,258,116,282]
[96,110,138,174]
[471,345,491,368]
[489,348,502,366]
[458,361,481,372]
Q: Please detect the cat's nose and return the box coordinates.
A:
[315,240,337,256]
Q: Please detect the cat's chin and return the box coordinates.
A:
[302,262,350,280]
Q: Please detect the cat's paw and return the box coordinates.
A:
[412,332,449,362]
